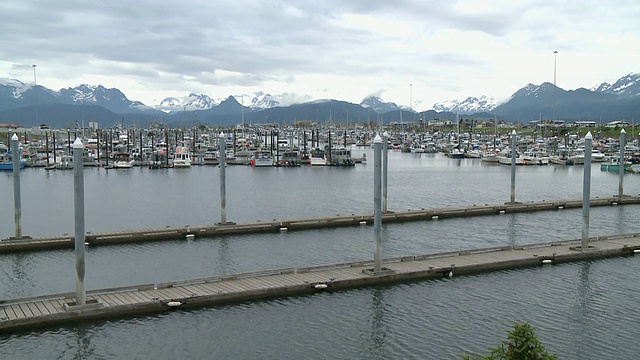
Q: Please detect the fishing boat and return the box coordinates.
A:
[277,151,300,166]
[202,150,219,166]
[173,146,192,167]
[113,152,134,168]
[0,146,27,171]
[600,157,632,172]
[327,147,355,166]
[496,148,525,165]
[54,154,74,170]
[309,148,327,166]
[251,150,274,167]
[148,150,168,169]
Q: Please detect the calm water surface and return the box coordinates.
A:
[1,150,640,359]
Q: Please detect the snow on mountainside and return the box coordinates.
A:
[360,96,401,113]
[244,91,279,110]
[154,93,219,112]
[591,73,640,97]
[0,79,33,99]
[432,95,497,114]
[59,84,151,111]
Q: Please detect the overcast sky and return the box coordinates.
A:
[1,0,639,110]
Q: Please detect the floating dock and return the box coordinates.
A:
[1,233,640,333]
[2,196,639,253]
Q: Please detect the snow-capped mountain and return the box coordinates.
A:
[154,93,219,112]
[245,91,279,110]
[591,72,640,97]
[0,79,35,100]
[58,84,152,113]
[432,95,497,114]
[360,96,401,113]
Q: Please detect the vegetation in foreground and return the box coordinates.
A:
[462,322,558,360]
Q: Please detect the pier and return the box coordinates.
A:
[1,232,640,333]
[2,195,640,253]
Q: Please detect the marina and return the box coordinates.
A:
[2,145,640,358]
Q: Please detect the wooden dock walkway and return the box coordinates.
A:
[2,196,639,253]
[2,232,640,333]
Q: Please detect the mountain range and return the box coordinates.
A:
[0,73,639,129]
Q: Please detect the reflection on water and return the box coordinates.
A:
[366,287,388,360]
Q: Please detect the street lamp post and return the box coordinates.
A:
[553,51,558,123]
[33,64,39,128]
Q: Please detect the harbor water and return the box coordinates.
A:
[2,150,640,359]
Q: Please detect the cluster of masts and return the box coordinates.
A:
[1,123,639,170]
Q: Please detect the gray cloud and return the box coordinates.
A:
[1,0,639,108]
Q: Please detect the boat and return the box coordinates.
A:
[83,148,98,167]
[481,149,500,163]
[590,149,608,162]
[448,147,465,159]
[251,150,274,167]
[148,150,168,169]
[309,148,327,166]
[276,150,300,166]
[173,146,192,167]
[522,149,550,165]
[327,147,355,166]
[496,148,525,165]
[202,150,219,166]
[600,157,632,172]
[54,154,74,170]
[113,152,134,168]
[0,146,27,171]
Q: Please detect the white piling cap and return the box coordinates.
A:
[383,131,389,137]
[373,134,382,143]
[219,131,225,138]
[621,128,626,134]
[585,131,592,140]
[72,138,84,148]
[511,130,516,135]
[11,134,18,141]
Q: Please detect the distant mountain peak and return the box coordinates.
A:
[592,72,640,97]
[432,95,497,114]
[360,96,400,113]
[154,93,219,112]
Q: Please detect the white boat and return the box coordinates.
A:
[173,146,192,167]
[522,149,550,165]
[83,148,98,167]
[251,150,274,167]
[496,148,525,165]
[480,149,500,163]
[113,152,134,168]
[309,148,327,166]
[591,149,608,162]
[55,154,74,170]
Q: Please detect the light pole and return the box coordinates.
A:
[33,64,39,128]
[553,51,558,123]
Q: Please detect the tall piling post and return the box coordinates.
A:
[618,129,626,198]
[382,131,389,213]
[582,132,593,251]
[11,134,22,239]
[219,132,227,225]
[72,138,86,305]
[373,134,383,273]
[510,130,517,204]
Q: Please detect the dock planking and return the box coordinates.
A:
[2,233,640,333]
[2,196,640,253]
